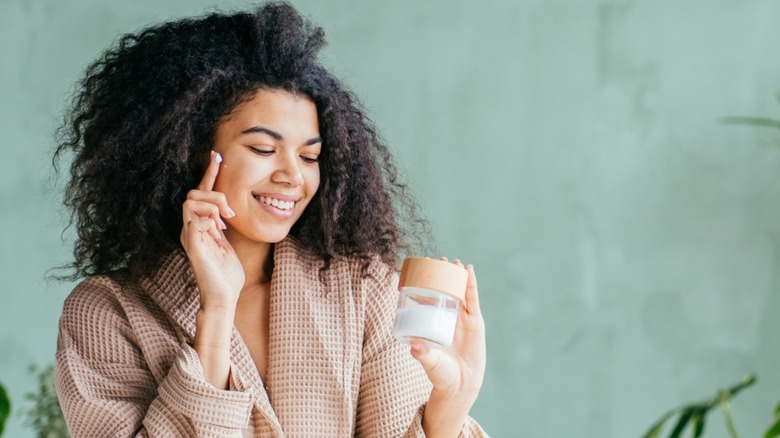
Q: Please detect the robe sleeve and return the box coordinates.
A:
[55,277,254,437]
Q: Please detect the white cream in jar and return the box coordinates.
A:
[392,258,468,349]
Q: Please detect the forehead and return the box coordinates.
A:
[220,88,320,136]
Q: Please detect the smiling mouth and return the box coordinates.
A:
[254,195,297,211]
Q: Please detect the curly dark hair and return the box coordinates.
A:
[54,2,430,280]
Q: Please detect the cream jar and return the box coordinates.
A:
[392,258,468,349]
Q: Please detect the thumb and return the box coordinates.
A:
[409,339,444,375]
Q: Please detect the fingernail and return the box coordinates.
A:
[219,218,227,230]
[410,343,421,352]
[214,151,223,164]
[226,206,237,218]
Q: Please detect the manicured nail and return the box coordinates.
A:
[219,218,227,230]
[226,206,237,218]
[213,151,223,163]
[410,343,421,352]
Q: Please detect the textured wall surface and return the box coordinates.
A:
[2,0,780,437]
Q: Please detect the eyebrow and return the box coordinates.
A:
[240,126,322,146]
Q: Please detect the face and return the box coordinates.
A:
[212,88,321,249]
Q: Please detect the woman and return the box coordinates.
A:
[54,2,487,436]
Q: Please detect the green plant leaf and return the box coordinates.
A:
[23,364,69,437]
[725,374,756,398]
[642,375,757,438]
[765,418,780,438]
[669,408,694,438]
[764,402,780,438]
[691,410,706,438]
[0,382,10,436]
[641,410,674,438]
[721,116,780,130]
[719,390,741,438]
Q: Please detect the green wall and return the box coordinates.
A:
[2,0,780,436]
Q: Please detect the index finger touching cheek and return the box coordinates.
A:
[197,151,222,191]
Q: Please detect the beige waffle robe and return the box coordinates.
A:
[55,239,487,437]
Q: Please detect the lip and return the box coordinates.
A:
[252,192,301,220]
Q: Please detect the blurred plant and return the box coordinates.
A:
[23,364,68,438]
[642,374,756,438]
[720,101,780,437]
[0,382,10,437]
[722,116,780,131]
[767,403,780,438]
[721,93,780,140]
[641,374,780,438]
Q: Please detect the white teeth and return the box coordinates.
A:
[257,195,295,210]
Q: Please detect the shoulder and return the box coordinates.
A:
[58,274,146,359]
[59,272,153,337]
[61,275,129,321]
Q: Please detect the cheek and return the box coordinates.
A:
[214,161,253,190]
[213,167,243,201]
[307,168,321,193]
[212,164,230,192]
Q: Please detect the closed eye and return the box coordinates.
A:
[249,147,274,156]
[301,155,319,164]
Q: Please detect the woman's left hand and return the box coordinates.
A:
[410,258,486,402]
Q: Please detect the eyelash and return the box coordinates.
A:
[249,147,273,155]
[249,147,319,163]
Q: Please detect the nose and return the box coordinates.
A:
[272,152,304,186]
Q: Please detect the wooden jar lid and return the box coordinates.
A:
[398,258,468,302]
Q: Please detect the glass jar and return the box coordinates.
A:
[392,258,468,349]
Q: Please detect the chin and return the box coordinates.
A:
[253,227,294,244]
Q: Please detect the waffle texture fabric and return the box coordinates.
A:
[55,239,488,437]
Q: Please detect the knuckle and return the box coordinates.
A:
[196,217,211,228]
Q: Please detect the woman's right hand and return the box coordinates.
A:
[180,151,245,311]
